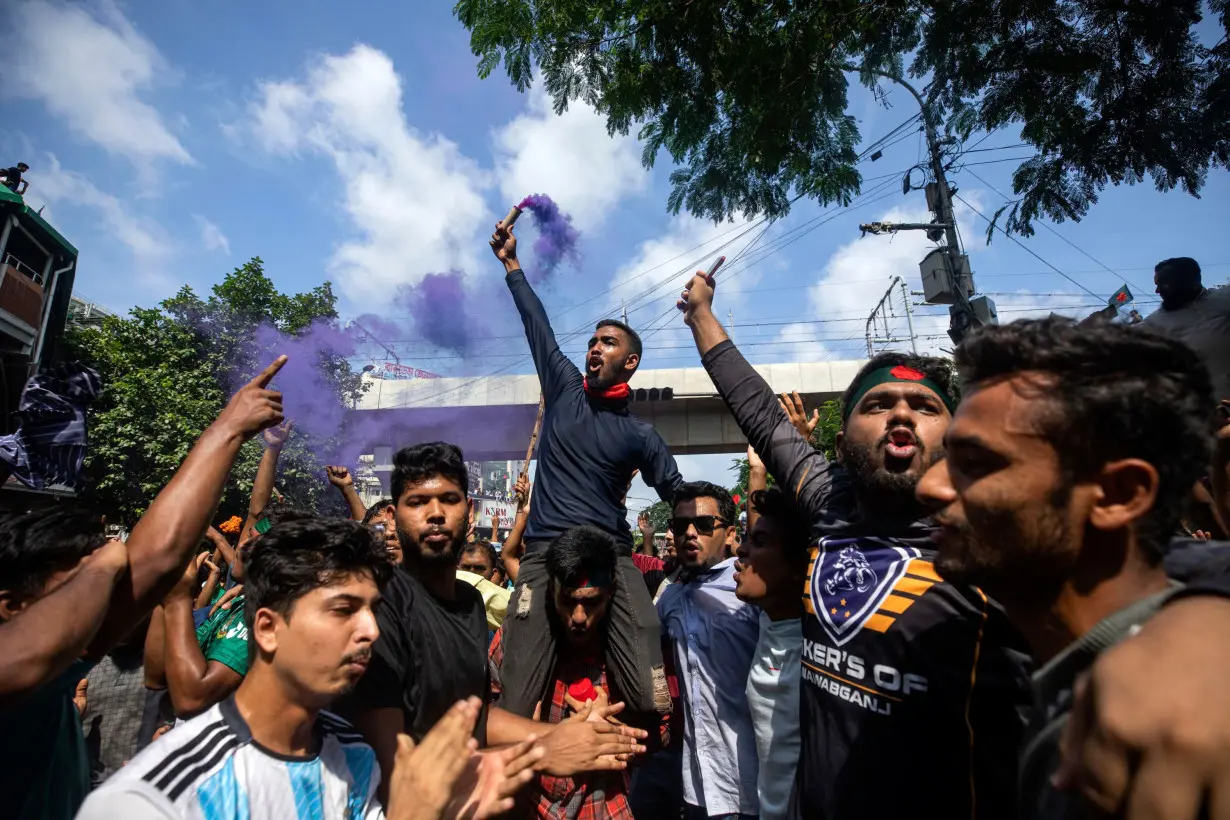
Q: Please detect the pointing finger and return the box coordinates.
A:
[249,356,288,389]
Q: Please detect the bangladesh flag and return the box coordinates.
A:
[1108,285,1133,306]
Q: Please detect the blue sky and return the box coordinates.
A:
[3,0,1228,493]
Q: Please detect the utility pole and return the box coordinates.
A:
[621,300,628,325]
[899,277,918,354]
[351,319,401,365]
[865,276,915,356]
[849,66,984,344]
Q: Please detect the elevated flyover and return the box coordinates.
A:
[347,359,867,489]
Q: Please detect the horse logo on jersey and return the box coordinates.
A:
[809,537,921,646]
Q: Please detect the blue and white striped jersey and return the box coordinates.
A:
[77,696,382,820]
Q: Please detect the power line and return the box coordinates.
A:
[952,193,1105,300]
[961,167,1152,295]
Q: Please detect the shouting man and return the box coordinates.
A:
[678,274,1030,819]
[490,222,679,719]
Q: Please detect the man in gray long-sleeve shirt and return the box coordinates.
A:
[489,221,680,718]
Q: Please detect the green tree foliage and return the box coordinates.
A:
[729,399,842,499]
[455,0,1229,236]
[638,499,672,534]
[68,258,362,524]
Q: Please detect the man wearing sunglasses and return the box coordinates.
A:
[677,274,1031,820]
[655,481,761,820]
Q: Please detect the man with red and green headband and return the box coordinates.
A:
[676,272,1032,820]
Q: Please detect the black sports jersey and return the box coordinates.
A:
[702,340,1032,820]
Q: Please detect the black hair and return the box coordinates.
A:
[255,503,316,531]
[750,488,813,569]
[243,517,394,636]
[459,538,497,568]
[672,480,739,527]
[390,442,468,503]
[840,351,959,429]
[0,508,106,603]
[957,316,1214,561]
[1155,257,1202,283]
[595,319,643,359]
[362,499,393,525]
[16,163,28,171]
[545,525,619,589]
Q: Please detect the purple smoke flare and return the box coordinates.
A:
[516,193,580,277]
[396,271,470,354]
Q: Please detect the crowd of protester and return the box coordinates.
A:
[0,225,1228,820]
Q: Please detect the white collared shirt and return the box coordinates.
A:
[657,557,761,816]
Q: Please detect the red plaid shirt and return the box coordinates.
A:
[488,628,669,819]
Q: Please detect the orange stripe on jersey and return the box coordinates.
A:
[794,463,813,503]
[905,558,943,583]
[802,660,903,702]
[894,574,936,600]
[803,596,816,615]
[878,593,916,615]
[863,612,897,632]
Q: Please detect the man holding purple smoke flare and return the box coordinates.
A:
[489,216,679,719]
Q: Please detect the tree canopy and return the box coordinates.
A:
[68,258,363,524]
[455,0,1229,236]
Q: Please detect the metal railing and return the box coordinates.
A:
[2,253,42,285]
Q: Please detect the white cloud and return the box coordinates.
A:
[194,215,230,254]
[774,197,997,361]
[492,86,646,231]
[1,1,191,172]
[23,155,174,288]
[242,45,489,300]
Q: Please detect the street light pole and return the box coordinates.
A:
[846,64,980,343]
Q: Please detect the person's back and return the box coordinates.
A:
[1139,257,1230,398]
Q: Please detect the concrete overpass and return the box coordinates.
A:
[347,359,867,488]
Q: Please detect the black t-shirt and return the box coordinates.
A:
[343,566,489,743]
[3,167,22,191]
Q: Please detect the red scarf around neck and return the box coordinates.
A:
[583,378,631,401]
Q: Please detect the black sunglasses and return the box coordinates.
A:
[669,515,728,536]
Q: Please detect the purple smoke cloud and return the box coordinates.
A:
[398,271,469,353]
[253,320,358,454]
[517,193,580,278]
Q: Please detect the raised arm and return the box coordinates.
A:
[501,475,531,583]
[0,537,127,707]
[745,443,768,534]
[241,421,291,538]
[679,274,846,521]
[327,465,368,521]
[161,552,243,717]
[85,356,287,657]
[491,222,580,399]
